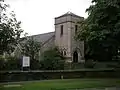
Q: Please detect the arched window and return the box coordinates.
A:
[64,51,66,56]
[60,51,63,56]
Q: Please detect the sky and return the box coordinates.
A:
[5,0,92,36]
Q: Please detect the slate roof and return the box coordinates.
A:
[31,32,55,44]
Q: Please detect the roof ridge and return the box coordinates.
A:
[55,12,83,19]
[30,31,55,37]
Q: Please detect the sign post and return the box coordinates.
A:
[22,56,30,71]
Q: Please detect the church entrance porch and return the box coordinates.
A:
[73,51,78,63]
[72,48,85,63]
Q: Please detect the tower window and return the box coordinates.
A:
[75,25,78,34]
[60,25,63,36]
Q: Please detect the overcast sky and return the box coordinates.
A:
[5,0,92,36]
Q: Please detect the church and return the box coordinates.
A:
[15,12,85,63]
[30,12,85,63]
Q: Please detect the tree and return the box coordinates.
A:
[0,0,23,55]
[5,56,21,70]
[40,47,65,70]
[21,37,41,70]
[0,55,21,70]
[21,37,41,60]
[76,0,120,61]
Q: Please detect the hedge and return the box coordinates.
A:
[0,69,120,83]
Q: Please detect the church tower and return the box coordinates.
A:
[55,12,85,63]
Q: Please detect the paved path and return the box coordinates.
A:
[78,87,120,90]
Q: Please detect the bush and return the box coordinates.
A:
[0,56,21,70]
[40,47,65,70]
[30,59,41,70]
[0,55,6,70]
[85,59,95,68]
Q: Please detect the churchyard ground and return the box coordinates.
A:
[0,79,120,90]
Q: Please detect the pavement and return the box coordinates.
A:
[78,87,120,90]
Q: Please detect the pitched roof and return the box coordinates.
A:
[31,32,55,44]
[55,11,84,19]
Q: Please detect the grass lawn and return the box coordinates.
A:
[0,79,120,90]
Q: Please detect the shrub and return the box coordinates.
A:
[40,47,65,70]
[3,56,21,70]
[0,55,6,70]
[84,59,95,68]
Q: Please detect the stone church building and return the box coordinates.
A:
[15,12,85,63]
[30,12,85,63]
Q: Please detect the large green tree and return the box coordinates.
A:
[0,0,23,55]
[77,0,120,61]
[40,47,65,70]
[21,37,41,60]
[21,37,41,70]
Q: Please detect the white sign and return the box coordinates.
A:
[22,56,30,67]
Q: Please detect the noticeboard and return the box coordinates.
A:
[22,56,30,67]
